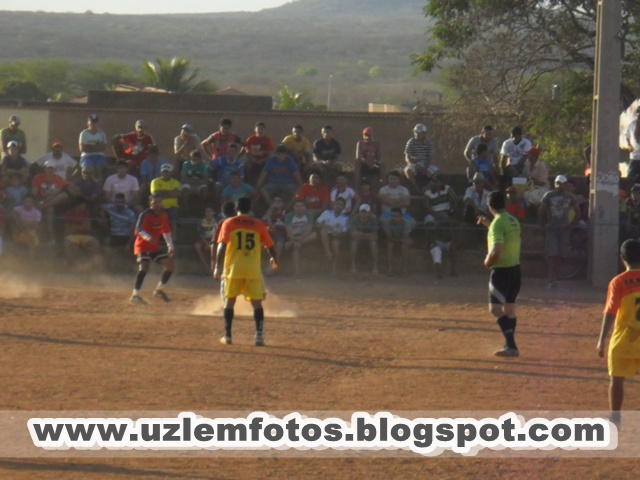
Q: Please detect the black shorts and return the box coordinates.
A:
[489,265,521,304]
[137,250,169,264]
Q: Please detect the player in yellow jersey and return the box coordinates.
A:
[597,239,640,425]
[213,197,279,346]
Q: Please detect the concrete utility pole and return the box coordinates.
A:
[590,0,622,288]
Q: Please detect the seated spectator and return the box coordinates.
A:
[316,197,349,275]
[282,124,312,175]
[181,150,209,216]
[256,144,302,206]
[201,118,244,160]
[404,123,437,194]
[468,143,498,188]
[112,119,155,176]
[352,181,378,216]
[32,160,66,242]
[1,140,29,187]
[285,200,317,278]
[194,206,217,274]
[5,173,28,210]
[330,174,358,215]
[312,125,342,185]
[222,171,256,205]
[36,141,77,181]
[425,215,458,280]
[63,201,102,269]
[66,166,102,212]
[244,121,275,185]
[103,160,141,213]
[79,113,107,181]
[263,196,287,274]
[295,172,330,218]
[379,171,416,232]
[101,192,136,250]
[150,164,181,239]
[11,194,41,260]
[521,147,550,209]
[355,127,383,189]
[384,207,410,275]
[1,115,26,154]
[209,142,245,207]
[505,186,526,221]
[139,144,169,199]
[174,123,203,171]
[500,126,532,182]
[423,175,457,226]
[463,173,491,225]
[349,203,379,274]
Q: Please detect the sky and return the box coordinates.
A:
[0,0,293,15]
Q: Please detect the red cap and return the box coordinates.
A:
[529,147,540,156]
[362,127,374,135]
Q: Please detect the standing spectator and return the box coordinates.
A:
[284,199,317,278]
[213,197,279,346]
[477,191,522,357]
[256,144,302,206]
[222,171,256,205]
[316,197,349,275]
[209,143,245,207]
[539,175,579,288]
[36,141,77,181]
[404,123,437,194]
[385,208,410,276]
[312,125,342,185]
[130,194,176,305]
[624,106,640,182]
[330,174,358,215]
[112,119,155,175]
[174,123,203,171]
[180,150,209,216]
[2,140,29,186]
[103,160,140,211]
[139,145,169,202]
[468,143,499,188]
[194,206,217,274]
[101,193,136,250]
[79,114,107,180]
[596,238,640,426]
[423,175,457,226]
[244,121,275,185]
[295,173,330,218]
[63,201,102,269]
[150,164,181,240]
[11,194,41,260]
[500,126,532,180]
[282,125,312,174]
[521,147,550,209]
[423,176,459,279]
[349,203,379,274]
[202,118,244,160]
[32,160,66,242]
[1,115,26,154]
[263,196,288,274]
[355,127,383,189]
[379,171,415,232]
[464,125,499,176]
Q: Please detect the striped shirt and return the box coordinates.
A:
[404,137,435,165]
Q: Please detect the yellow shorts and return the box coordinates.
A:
[224,278,265,301]
[608,356,640,377]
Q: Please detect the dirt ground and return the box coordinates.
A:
[0,266,638,479]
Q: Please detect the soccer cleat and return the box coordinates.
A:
[255,333,265,347]
[129,294,147,305]
[219,335,232,345]
[494,347,520,357]
[153,289,171,302]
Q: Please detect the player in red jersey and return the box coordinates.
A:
[130,194,175,304]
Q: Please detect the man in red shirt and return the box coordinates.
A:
[112,119,155,174]
[294,173,330,218]
[201,118,244,161]
[244,121,275,185]
[130,194,175,304]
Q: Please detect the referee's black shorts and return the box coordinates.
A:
[489,265,521,304]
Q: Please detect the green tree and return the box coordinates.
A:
[296,66,318,77]
[74,61,138,92]
[274,85,325,111]
[0,81,48,102]
[141,57,215,93]
[0,59,71,99]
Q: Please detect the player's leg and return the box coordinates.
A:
[131,256,151,304]
[221,295,237,345]
[247,278,266,346]
[320,228,332,260]
[609,376,624,425]
[154,256,174,302]
[489,267,519,357]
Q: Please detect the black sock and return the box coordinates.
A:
[496,315,517,350]
[254,308,264,334]
[134,270,147,291]
[224,308,234,338]
[160,270,172,285]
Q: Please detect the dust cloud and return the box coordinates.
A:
[0,274,43,299]
[191,293,298,318]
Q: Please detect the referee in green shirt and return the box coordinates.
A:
[478,191,522,357]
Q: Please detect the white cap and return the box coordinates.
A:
[555,174,568,184]
[160,163,173,172]
[359,203,371,212]
[413,123,427,133]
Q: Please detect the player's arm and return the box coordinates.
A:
[214,242,227,280]
[484,242,503,268]
[267,245,279,270]
[597,312,616,358]
[163,231,175,257]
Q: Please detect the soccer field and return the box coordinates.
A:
[0,270,637,479]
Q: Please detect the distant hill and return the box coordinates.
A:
[0,0,434,110]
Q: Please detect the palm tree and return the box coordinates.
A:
[274,85,323,110]
[141,57,215,93]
